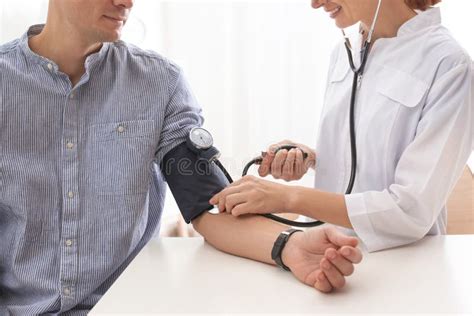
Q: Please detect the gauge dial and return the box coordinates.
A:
[188,127,214,150]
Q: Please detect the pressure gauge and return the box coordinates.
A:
[187,127,214,151]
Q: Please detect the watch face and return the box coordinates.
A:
[189,127,214,150]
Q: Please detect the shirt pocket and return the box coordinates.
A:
[0,202,19,264]
[90,120,157,195]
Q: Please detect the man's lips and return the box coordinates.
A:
[104,15,127,23]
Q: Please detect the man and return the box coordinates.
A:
[0,0,362,314]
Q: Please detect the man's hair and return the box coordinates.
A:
[404,0,442,11]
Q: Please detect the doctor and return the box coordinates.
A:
[211,0,473,252]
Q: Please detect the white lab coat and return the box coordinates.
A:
[314,8,473,252]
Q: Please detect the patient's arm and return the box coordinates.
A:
[192,212,362,292]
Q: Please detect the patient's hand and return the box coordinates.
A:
[282,226,362,293]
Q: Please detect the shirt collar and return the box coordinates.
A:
[397,7,441,36]
[19,24,110,73]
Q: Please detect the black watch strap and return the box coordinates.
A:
[271,228,302,271]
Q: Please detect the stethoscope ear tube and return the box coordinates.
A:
[342,0,382,194]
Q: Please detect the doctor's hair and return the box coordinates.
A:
[404,0,442,11]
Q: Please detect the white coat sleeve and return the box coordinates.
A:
[345,60,473,252]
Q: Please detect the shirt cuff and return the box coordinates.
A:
[345,193,383,252]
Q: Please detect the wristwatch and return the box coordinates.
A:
[271,228,302,271]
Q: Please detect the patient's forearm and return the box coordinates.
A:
[192,212,290,265]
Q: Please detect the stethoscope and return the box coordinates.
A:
[192,0,383,228]
[343,0,382,196]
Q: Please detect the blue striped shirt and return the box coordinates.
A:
[0,25,203,315]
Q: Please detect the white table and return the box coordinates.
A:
[90,236,474,315]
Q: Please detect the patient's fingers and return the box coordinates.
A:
[313,270,333,293]
[325,248,354,276]
[339,246,363,264]
[320,257,346,289]
[324,226,359,248]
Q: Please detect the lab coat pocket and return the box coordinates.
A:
[90,120,156,195]
[376,66,429,108]
[366,65,429,181]
[372,65,429,146]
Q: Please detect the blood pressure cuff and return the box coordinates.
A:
[161,142,230,223]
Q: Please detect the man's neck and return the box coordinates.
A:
[361,4,417,43]
[29,24,103,87]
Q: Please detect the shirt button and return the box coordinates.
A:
[67,191,74,199]
[66,142,74,150]
[65,239,73,247]
[47,63,53,71]
[117,125,125,133]
[63,287,71,296]
[70,93,75,99]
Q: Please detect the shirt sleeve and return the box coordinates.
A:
[345,61,473,252]
[154,63,204,163]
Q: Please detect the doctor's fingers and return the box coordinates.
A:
[223,193,248,214]
[285,149,307,180]
[271,149,289,179]
[231,203,256,217]
[281,149,297,181]
[210,176,253,205]
[219,186,240,212]
[324,248,355,277]
[320,257,346,289]
[258,153,275,177]
[211,186,242,211]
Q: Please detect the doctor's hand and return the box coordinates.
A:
[210,175,289,215]
[259,140,316,181]
[283,226,362,293]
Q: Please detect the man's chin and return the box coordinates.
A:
[95,28,123,43]
[102,34,122,43]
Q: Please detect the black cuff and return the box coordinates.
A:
[161,142,230,223]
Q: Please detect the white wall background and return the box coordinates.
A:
[1,0,472,220]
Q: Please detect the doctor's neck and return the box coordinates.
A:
[360,2,417,43]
